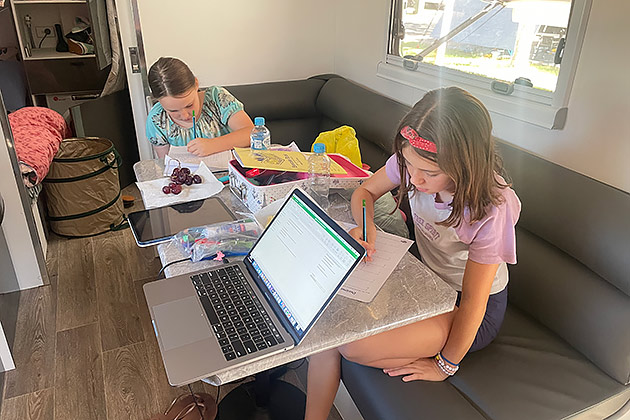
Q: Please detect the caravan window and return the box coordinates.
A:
[383,0,592,129]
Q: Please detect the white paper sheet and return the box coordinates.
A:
[163,146,233,175]
[336,222,414,303]
[137,162,224,209]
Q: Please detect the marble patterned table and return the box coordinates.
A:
[133,159,457,386]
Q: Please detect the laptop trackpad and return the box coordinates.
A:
[153,297,210,351]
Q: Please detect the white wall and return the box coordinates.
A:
[333,0,630,193]
[137,0,336,86]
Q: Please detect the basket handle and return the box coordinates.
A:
[100,148,122,169]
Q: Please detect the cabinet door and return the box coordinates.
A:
[87,0,112,70]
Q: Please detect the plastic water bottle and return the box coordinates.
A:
[250,117,271,150]
[308,143,330,209]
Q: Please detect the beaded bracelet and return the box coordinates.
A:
[435,353,459,376]
[439,351,460,367]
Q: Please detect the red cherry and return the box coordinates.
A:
[192,174,202,184]
[185,175,193,186]
[162,186,171,194]
[181,167,191,175]
[171,184,182,194]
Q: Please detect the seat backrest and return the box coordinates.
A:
[315,76,410,169]
[498,141,630,385]
[226,78,326,151]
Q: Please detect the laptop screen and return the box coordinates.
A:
[247,191,363,338]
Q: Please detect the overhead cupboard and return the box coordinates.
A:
[8,0,112,104]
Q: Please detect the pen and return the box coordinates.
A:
[192,110,197,139]
[362,199,367,263]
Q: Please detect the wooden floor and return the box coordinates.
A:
[0,191,342,420]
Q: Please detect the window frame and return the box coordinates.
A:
[381,0,592,129]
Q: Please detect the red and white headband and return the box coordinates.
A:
[400,126,437,154]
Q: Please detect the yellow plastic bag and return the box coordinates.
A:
[312,126,362,168]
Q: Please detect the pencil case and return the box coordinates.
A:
[228,154,370,213]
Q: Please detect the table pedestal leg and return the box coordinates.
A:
[217,368,306,420]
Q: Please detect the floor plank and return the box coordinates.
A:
[93,234,144,352]
[3,286,56,399]
[44,234,60,290]
[55,237,97,331]
[0,388,54,420]
[102,342,163,420]
[55,324,106,420]
[121,230,161,282]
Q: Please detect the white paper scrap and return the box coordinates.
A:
[339,229,413,303]
[137,162,224,209]
[165,146,233,173]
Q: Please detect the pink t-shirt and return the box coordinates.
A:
[385,154,521,293]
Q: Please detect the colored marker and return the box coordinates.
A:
[192,110,197,139]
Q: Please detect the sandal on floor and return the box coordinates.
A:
[151,392,217,420]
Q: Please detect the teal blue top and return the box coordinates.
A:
[145,86,244,147]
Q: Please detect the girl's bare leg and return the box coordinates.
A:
[304,311,455,420]
[305,348,342,420]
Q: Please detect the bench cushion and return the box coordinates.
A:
[316,77,409,168]
[450,307,630,420]
[341,359,485,420]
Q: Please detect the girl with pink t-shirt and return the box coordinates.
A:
[305,87,521,420]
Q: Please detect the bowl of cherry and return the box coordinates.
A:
[163,166,202,195]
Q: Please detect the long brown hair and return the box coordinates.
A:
[394,87,509,227]
[147,57,196,99]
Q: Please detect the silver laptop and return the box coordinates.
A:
[144,188,365,386]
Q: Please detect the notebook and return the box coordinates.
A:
[143,188,365,385]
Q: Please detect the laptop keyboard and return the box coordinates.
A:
[191,265,285,361]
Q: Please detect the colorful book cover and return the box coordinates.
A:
[233,148,347,174]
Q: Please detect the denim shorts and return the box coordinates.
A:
[455,287,508,352]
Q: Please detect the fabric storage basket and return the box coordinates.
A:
[228,153,370,213]
[43,137,127,237]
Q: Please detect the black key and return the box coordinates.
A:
[246,322,257,331]
[243,340,257,354]
[223,320,233,328]
[191,275,202,286]
[199,296,220,325]
[264,335,278,347]
[242,316,252,323]
[224,352,236,361]
[217,309,227,317]
[234,321,245,329]
[260,328,271,336]
[228,309,237,317]
[219,338,229,346]
[256,341,268,350]
[215,331,226,339]
[253,316,263,324]
[252,335,264,343]
[237,327,247,335]
[212,324,223,333]
[219,315,230,323]
[225,327,236,334]
[275,333,285,344]
[221,344,233,354]
[239,332,251,341]
[228,332,239,341]
[230,315,240,322]
[232,340,246,357]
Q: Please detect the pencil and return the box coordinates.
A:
[192,110,197,139]
[362,199,367,263]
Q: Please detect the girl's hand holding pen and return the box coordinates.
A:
[349,226,376,261]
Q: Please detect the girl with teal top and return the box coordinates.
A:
[146,57,254,159]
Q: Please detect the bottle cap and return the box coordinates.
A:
[313,143,326,153]
[254,117,265,126]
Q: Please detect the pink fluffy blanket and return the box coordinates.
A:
[8,107,71,187]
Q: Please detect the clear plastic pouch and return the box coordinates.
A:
[173,218,262,262]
